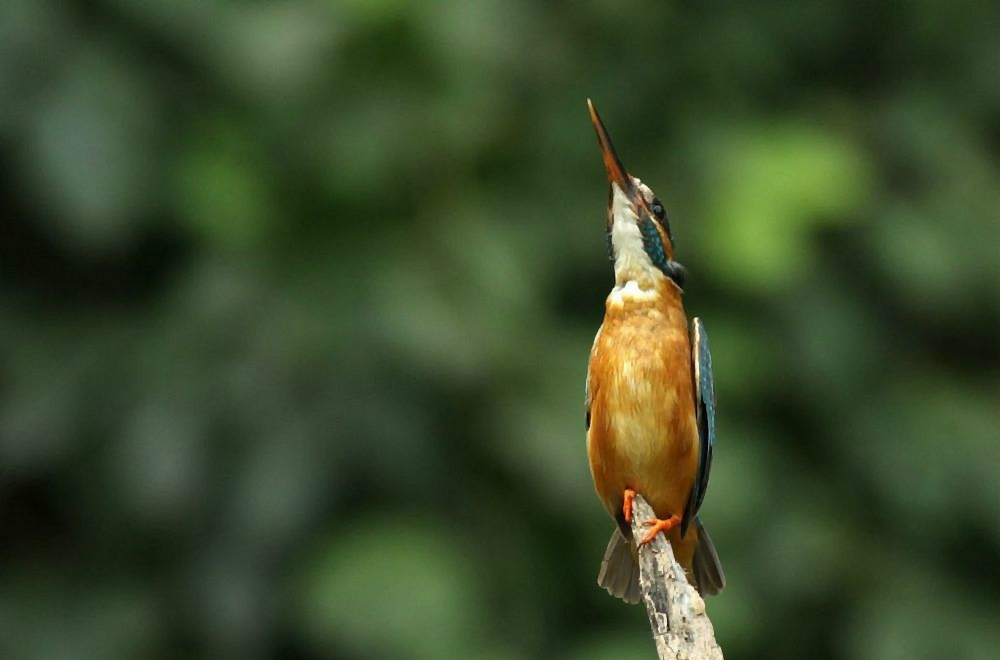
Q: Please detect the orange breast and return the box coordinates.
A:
[586,281,700,551]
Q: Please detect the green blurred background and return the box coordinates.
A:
[1,1,999,659]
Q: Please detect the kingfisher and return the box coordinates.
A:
[584,99,725,603]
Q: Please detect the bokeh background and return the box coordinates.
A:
[2,1,999,659]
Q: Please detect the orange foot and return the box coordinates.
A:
[638,514,681,546]
[623,488,637,524]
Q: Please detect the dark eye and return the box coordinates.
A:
[651,200,665,221]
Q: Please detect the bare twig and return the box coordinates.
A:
[629,494,723,660]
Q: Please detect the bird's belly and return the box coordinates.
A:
[587,338,699,523]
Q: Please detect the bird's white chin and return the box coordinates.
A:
[609,184,661,288]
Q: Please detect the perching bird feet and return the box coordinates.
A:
[638,514,681,546]
[623,488,637,524]
[623,489,681,545]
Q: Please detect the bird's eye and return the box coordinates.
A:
[651,200,665,221]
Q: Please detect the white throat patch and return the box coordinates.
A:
[609,184,662,294]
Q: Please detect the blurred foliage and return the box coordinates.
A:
[1,1,999,659]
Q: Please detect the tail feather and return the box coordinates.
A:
[599,518,725,602]
[624,559,641,603]
[597,527,640,604]
[692,517,726,596]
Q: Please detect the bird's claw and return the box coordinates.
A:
[623,488,636,524]
[638,514,681,546]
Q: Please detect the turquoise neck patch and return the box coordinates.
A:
[639,218,685,288]
[639,218,668,271]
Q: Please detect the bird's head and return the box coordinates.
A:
[587,99,684,290]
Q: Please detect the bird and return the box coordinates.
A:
[584,99,725,603]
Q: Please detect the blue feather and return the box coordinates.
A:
[682,317,715,535]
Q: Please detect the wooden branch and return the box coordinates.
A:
[629,494,723,660]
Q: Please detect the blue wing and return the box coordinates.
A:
[681,317,715,536]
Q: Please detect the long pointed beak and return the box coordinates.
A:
[587,99,640,202]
